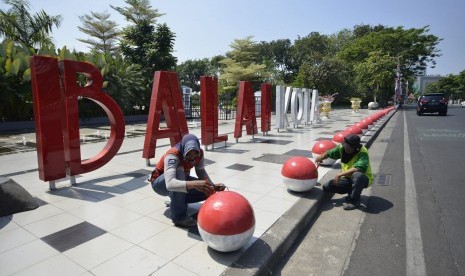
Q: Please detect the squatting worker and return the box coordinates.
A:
[149,134,225,227]
[315,134,373,210]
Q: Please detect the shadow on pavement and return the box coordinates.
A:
[360,195,393,214]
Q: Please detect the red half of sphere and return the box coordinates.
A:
[281,156,318,180]
[333,131,347,143]
[198,191,255,235]
[312,140,337,155]
[346,125,363,135]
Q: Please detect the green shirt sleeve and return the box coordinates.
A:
[326,144,342,160]
[353,151,369,173]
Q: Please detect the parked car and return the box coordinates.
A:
[416,93,448,116]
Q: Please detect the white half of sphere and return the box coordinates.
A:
[281,175,317,192]
[198,225,255,252]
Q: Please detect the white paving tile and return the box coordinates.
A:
[12,204,64,226]
[252,207,284,232]
[23,212,83,237]
[0,226,36,253]
[151,262,198,276]
[173,241,242,276]
[68,201,121,221]
[64,233,133,270]
[91,246,168,276]
[124,195,167,215]
[86,207,142,231]
[0,239,58,275]
[14,254,86,276]
[139,227,199,261]
[0,217,19,233]
[111,216,170,244]
[254,194,296,215]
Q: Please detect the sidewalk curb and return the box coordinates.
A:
[222,108,398,276]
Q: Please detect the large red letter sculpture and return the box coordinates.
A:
[30,56,125,188]
[143,71,189,163]
[200,76,228,149]
[261,83,272,135]
[234,81,257,141]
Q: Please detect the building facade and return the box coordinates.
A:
[413,75,442,94]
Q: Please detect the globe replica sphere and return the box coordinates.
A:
[346,125,363,136]
[333,131,347,143]
[312,140,337,166]
[197,191,255,252]
[281,156,318,192]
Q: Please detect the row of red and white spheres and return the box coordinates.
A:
[196,107,394,253]
[282,106,395,192]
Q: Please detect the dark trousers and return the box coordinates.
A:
[151,175,207,221]
[323,172,369,203]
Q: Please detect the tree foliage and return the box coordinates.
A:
[219,36,268,94]
[338,25,441,78]
[77,11,120,54]
[110,0,163,25]
[0,0,62,49]
[353,50,397,101]
[296,56,351,100]
[0,39,32,121]
[255,39,295,85]
[426,71,465,100]
[1,0,447,122]
[176,58,214,91]
[112,0,176,108]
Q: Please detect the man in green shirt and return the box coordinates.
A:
[315,134,373,210]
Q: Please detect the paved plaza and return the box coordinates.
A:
[0,108,393,276]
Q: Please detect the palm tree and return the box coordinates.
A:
[0,0,62,49]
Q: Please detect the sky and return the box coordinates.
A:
[2,0,464,76]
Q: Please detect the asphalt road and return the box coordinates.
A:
[272,105,465,276]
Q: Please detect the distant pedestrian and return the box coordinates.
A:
[149,134,225,227]
[315,134,373,210]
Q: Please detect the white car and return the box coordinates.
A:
[461,101,465,108]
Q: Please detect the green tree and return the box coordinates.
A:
[353,50,397,102]
[426,71,465,100]
[255,39,295,85]
[338,25,441,103]
[0,0,62,49]
[176,58,213,91]
[209,54,225,78]
[77,11,120,54]
[296,56,351,101]
[152,23,177,71]
[110,0,163,24]
[292,32,332,69]
[0,39,32,121]
[219,36,268,94]
[112,0,175,109]
[339,25,441,78]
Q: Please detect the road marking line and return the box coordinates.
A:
[404,111,426,275]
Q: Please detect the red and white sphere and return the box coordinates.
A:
[346,125,363,135]
[311,140,337,166]
[333,131,347,143]
[281,156,318,192]
[198,191,255,252]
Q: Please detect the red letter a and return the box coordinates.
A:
[234,81,257,140]
[143,71,189,161]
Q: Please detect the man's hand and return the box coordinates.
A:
[315,153,326,164]
[214,183,226,191]
[333,174,341,186]
[187,180,215,195]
